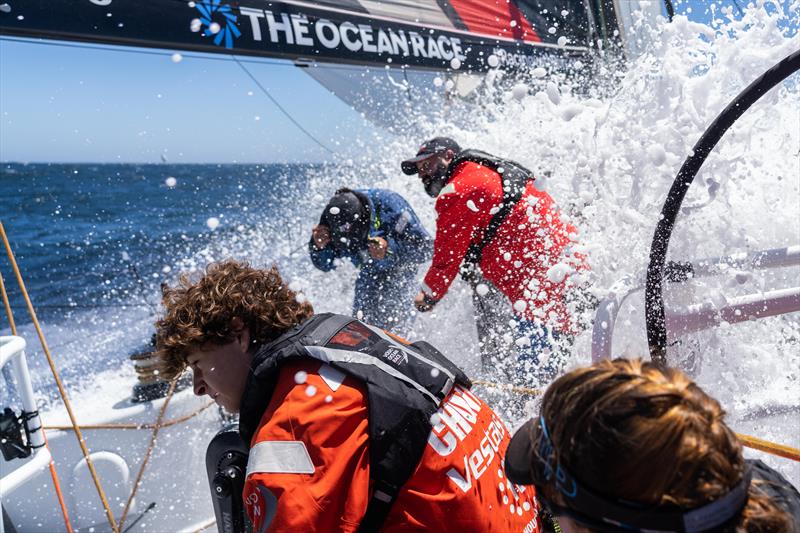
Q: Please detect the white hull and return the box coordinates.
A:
[2,359,223,533]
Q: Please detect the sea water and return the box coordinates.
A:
[1,0,799,492]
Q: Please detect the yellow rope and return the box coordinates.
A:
[737,433,800,462]
[1,266,75,533]
[472,378,543,397]
[42,400,216,431]
[1,222,120,533]
[193,518,218,532]
[118,378,180,530]
[0,269,17,334]
[472,377,799,462]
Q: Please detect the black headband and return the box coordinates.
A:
[528,415,752,533]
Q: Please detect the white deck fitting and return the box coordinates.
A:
[1,335,223,532]
[1,337,50,500]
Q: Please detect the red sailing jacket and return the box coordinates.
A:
[421,161,586,331]
[243,358,541,532]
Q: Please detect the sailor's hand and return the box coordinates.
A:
[414,291,437,312]
[367,237,388,260]
[312,225,331,249]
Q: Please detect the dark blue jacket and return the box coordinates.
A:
[309,189,431,275]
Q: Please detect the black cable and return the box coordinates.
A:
[0,35,378,73]
[231,55,335,155]
[7,303,152,309]
[664,0,675,22]
[0,36,291,67]
[124,260,159,315]
[644,48,800,367]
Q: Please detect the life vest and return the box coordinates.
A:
[444,150,535,276]
[238,313,471,532]
[749,459,800,521]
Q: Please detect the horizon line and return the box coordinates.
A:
[1,160,332,166]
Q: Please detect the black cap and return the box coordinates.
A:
[401,136,461,175]
[320,190,369,244]
[504,418,537,485]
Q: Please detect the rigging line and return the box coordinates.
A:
[6,303,154,310]
[0,35,394,73]
[118,378,180,530]
[125,259,159,315]
[1,267,75,532]
[0,222,119,533]
[663,0,675,22]
[0,269,17,334]
[0,36,291,67]
[730,0,745,16]
[231,55,336,155]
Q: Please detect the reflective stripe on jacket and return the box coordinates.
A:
[243,358,541,532]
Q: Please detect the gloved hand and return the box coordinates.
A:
[311,225,331,250]
[414,291,438,312]
[367,237,388,260]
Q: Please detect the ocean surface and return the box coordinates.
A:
[0,162,330,400]
[1,163,317,317]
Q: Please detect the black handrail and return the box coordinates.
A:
[645,48,800,367]
[664,0,675,22]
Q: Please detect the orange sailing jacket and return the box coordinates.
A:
[242,358,541,532]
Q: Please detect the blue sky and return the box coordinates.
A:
[0,41,367,163]
[0,0,794,163]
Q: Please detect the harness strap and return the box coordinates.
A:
[448,150,533,279]
[299,313,355,346]
[357,479,401,533]
[241,313,471,533]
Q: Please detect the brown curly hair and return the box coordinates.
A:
[536,358,792,531]
[154,259,314,379]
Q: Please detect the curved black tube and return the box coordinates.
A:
[663,0,675,22]
[645,48,800,367]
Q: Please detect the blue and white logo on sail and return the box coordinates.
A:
[193,0,241,49]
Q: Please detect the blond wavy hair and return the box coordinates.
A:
[155,259,314,379]
[537,358,791,531]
